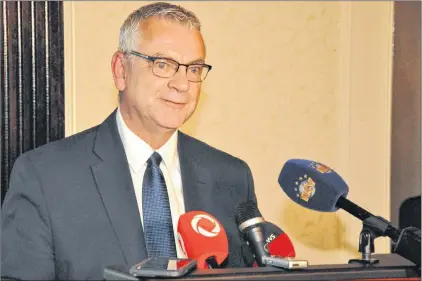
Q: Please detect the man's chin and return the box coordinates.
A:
[155,113,193,131]
[157,120,186,131]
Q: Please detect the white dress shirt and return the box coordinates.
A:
[116,108,186,258]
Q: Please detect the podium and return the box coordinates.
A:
[104,254,420,281]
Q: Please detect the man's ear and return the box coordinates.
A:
[111,51,128,91]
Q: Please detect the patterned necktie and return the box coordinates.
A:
[142,152,177,257]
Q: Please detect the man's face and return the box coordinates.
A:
[120,18,206,132]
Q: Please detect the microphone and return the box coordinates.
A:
[236,201,297,267]
[278,159,421,266]
[177,211,229,269]
[235,200,270,267]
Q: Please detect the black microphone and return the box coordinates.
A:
[278,158,421,266]
[235,200,269,267]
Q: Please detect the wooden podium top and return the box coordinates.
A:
[104,254,421,281]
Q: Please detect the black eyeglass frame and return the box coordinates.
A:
[129,50,212,82]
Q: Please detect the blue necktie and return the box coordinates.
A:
[142,152,177,257]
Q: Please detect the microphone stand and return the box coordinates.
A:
[349,223,380,265]
[338,197,421,267]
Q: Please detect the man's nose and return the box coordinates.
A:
[168,66,190,92]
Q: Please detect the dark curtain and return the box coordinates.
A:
[1,1,64,204]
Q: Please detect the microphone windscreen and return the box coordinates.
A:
[261,222,296,258]
[278,159,349,212]
[235,200,262,226]
[177,211,228,269]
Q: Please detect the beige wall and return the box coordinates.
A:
[64,1,394,265]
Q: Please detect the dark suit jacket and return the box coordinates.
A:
[1,110,257,280]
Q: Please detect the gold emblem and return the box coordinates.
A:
[295,177,316,202]
[310,162,332,174]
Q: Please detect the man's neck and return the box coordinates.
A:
[119,108,176,150]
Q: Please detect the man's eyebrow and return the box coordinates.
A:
[188,58,205,64]
[152,52,205,64]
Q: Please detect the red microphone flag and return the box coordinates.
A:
[177,211,229,269]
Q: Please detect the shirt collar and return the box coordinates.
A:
[116,107,179,173]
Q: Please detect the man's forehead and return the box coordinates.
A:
[137,18,206,62]
[138,17,202,43]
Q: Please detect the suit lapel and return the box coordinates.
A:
[178,132,247,267]
[91,110,147,266]
[178,131,213,213]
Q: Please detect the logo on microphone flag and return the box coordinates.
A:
[294,175,316,202]
[191,214,221,237]
[178,211,229,269]
[310,161,332,174]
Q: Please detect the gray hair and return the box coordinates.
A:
[118,2,202,53]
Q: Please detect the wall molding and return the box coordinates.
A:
[64,1,76,137]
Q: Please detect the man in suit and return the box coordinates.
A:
[1,2,257,280]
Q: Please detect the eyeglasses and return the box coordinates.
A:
[129,51,212,82]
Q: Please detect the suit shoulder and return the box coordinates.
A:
[19,125,100,164]
[178,131,248,167]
